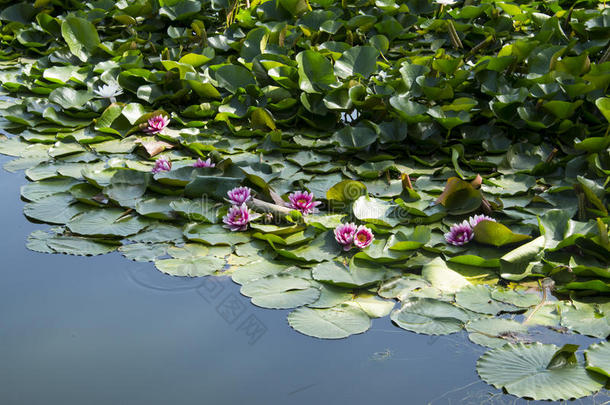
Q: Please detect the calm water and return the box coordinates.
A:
[0,154,607,405]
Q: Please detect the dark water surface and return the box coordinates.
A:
[0,155,607,405]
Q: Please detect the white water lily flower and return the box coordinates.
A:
[93,82,123,99]
[436,0,457,5]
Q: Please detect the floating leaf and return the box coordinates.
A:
[456,285,519,315]
[466,318,529,348]
[391,297,474,335]
[477,343,605,401]
[312,259,387,288]
[67,208,151,237]
[154,243,226,276]
[491,287,540,308]
[241,275,320,309]
[61,16,100,62]
[119,242,169,262]
[559,301,610,339]
[474,220,531,247]
[23,193,88,224]
[422,257,471,293]
[27,230,118,256]
[287,304,371,339]
[184,223,250,245]
[585,341,610,379]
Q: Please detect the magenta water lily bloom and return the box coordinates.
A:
[353,225,374,249]
[227,187,252,205]
[286,191,321,215]
[444,220,475,246]
[469,214,495,228]
[145,114,169,134]
[334,223,358,251]
[193,157,215,168]
[151,157,171,174]
[223,204,251,232]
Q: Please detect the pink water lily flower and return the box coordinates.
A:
[286,191,321,215]
[353,225,374,249]
[444,220,474,246]
[227,187,252,205]
[223,204,251,232]
[468,214,495,228]
[334,222,358,251]
[151,157,171,174]
[145,114,169,134]
[193,157,215,168]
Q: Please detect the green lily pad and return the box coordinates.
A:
[119,242,169,262]
[466,318,530,348]
[312,259,388,288]
[585,341,610,379]
[474,220,532,247]
[241,275,320,309]
[559,301,610,339]
[287,304,371,339]
[67,208,151,237]
[27,230,118,256]
[184,223,250,245]
[456,285,519,315]
[491,287,540,308]
[23,193,88,224]
[422,257,471,293]
[477,343,605,401]
[155,244,226,277]
[391,297,474,335]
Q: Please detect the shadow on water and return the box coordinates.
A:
[0,154,608,405]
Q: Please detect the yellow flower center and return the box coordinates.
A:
[234,214,242,221]
[357,233,367,242]
[297,199,307,204]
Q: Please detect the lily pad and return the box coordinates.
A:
[466,318,529,348]
[311,259,387,288]
[287,304,371,339]
[477,343,605,401]
[585,341,610,379]
[391,297,474,335]
[456,285,519,315]
[241,275,320,309]
[67,208,151,237]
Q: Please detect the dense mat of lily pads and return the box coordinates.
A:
[0,0,609,400]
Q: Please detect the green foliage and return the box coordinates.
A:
[0,1,610,401]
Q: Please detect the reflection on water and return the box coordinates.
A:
[0,156,609,405]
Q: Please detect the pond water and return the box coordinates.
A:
[0,155,608,405]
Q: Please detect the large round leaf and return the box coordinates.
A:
[287,304,371,339]
[585,341,610,378]
[241,275,320,309]
[49,87,93,110]
[474,220,531,247]
[491,287,540,308]
[390,297,475,335]
[477,343,605,401]
[215,65,255,94]
[67,208,151,237]
[559,301,610,339]
[23,193,88,224]
[155,256,225,277]
[466,318,529,348]
[422,257,471,293]
[312,259,386,288]
[27,230,118,256]
[296,50,337,94]
[334,46,379,79]
[61,16,100,62]
[456,285,518,315]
